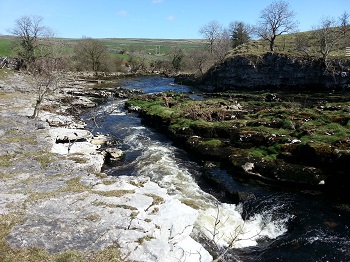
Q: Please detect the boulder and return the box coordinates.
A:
[104,148,125,165]
[90,134,108,147]
[49,128,92,143]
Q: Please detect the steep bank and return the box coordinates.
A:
[176,52,350,90]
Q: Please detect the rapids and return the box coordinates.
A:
[84,76,350,261]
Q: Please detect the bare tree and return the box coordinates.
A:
[255,1,298,51]
[74,37,108,74]
[213,29,231,62]
[312,17,339,67]
[339,11,350,36]
[127,55,148,73]
[171,45,184,73]
[186,48,212,77]
[201,204,264,262]
[9,16,52,69]
[30,49,66,119]
[199,20,223,54]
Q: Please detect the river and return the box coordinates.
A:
[84,76,350,261]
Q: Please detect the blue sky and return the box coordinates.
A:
[0,0,349,39]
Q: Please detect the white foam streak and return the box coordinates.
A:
[131,131,288,249]
[198,203,288,248]
[135,144,216,209]
[123,131,150,151]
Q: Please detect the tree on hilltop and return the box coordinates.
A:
[255,0,298,51]
[312,17,339,69]
[339,11,349,36]
[199,20,223,54]
[214,29,231,62]
[229,21,252,48]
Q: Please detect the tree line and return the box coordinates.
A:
[198,1,349,69]
[8,1,350,80]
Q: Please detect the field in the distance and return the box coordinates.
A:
[0,36,206,58]
[1,27,349,59]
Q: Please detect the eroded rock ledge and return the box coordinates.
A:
[176,52,350,90]
[126,90,350,203]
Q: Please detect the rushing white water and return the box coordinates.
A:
[92,99,289,249]
[133,139,288,248]
[83,77,350,261]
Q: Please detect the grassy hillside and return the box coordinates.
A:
[229,29,350,58]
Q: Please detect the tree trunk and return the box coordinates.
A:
[31,99,41,119]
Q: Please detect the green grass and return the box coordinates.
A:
[248,145,280,162]
[0,38,15,57]
[199,139,223,147]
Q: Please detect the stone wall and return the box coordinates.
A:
[199,52,350,90]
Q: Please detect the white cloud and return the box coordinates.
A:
[152,0,163,4]
[167,16,175,21]
[118,10,128,17]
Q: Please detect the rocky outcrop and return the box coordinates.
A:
[0,57,22,70]
[195,53,350,90]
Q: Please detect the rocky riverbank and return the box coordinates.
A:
[175,52,350,90]
[126,90,350,203]
[0,71,212,261]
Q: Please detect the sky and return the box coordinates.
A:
[0,0,350,39]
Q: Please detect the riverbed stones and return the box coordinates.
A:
[103,148,124,165]
[50,128,92,143]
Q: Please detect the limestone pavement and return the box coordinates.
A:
[0,72,212,262]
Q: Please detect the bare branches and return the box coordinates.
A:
[74,37,108,74]
[255,1,298,51]
[312,16,339,68]
[339,11,350,36]
[199,203,271,262]
[199,20,224,54]
[10,16,52,68]
[30,55,66,119]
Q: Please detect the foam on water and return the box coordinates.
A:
[132,142,289,248]
[90,96,289,250]
[84,77,350,261]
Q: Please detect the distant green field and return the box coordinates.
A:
[0,38,15,57]
[58,37,205,57]
[100,38,204,51]
[1,28,349,60]
[0,36,206,59]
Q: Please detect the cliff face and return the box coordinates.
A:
[199,53,350,90]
